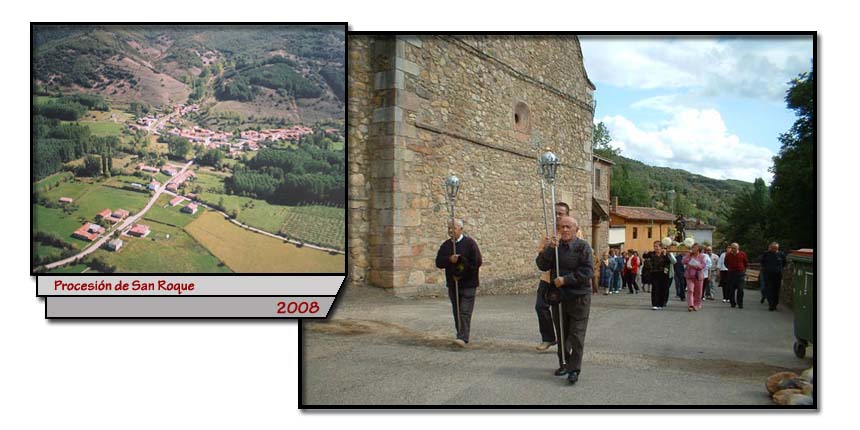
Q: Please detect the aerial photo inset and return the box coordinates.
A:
[32,24,345,274]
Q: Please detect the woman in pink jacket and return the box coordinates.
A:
[682,243,708,312]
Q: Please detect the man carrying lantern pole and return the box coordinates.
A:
[535,151,594,385]
[435,174,483,347]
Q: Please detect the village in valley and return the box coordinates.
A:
[32,26,346,274]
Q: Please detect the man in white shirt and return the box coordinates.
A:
[718,245,730,303]
[703,246,717,300]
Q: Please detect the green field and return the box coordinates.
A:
[80,121,124,137]
[192,170,228,194]
[34,243,69,263]
[33,181,152,253]
[33,95,57,105]
[33,171,74,194]
[185,211,343,273]
[91,220,232,273]
[46,264,93,274]
[279,205,344,250]
[195,186,344,250]
[143,195,201,228]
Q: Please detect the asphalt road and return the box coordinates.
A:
[302,286,813,406]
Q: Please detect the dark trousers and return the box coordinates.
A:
[764,271,782,309]
[662,274,672,306]
[650,273,670,307]
[551,294,591,371]
[674,272,686,299]
[720,271,729,300]
[535,280,556,342]
[727,271,745,307]
[448,286,476,342]
[626,272,639,293]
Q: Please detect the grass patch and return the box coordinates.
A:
[196,190,344,250]
[185,211,343,273]
[32,205,90,249]
[80,121,124,137]
[33,181,152,249]
[46,264,93,274]
[91,220,232,273]
[34,95,58,105]
[143,194,200,228]
[33,171,74,194]
[279,205,344,250]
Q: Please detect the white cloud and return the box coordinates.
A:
[580,36,812,103]
[599,107,774,183]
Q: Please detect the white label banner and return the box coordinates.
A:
[38,276,344,296]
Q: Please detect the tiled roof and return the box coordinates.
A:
[611,206,676,222]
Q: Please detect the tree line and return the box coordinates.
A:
[226,146,344,205]
[723,68,814,258]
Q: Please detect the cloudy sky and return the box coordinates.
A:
[579,35,813,183]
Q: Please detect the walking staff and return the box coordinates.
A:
[539,150,565,368]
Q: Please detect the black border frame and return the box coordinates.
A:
[31,23,349,311]
[299,30,818,410]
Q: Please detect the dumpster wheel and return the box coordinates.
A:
[793,340,807,358]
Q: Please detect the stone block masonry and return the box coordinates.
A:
[349,35,596,297]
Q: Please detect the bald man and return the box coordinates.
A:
[536,216,594,385]
[435,218,483,347]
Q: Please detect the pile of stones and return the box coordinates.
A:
[767,367,814,405]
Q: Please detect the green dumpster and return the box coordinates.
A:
[788,249,814,358]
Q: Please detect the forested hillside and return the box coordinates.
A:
[607,154,754,228]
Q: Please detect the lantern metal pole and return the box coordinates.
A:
[444,175,462,341]
[540,150,565,368]
[538,162,551,238]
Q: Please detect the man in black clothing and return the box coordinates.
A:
[536,216,594,385]
[760,242,787,311]
[435,218,483,347]
[535,202,570,351]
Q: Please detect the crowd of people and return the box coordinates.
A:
[598,241,786,312]
[434,203,788,387]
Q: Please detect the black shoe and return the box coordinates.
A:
[761,297,766,304]
[769,307,776,311]
[738,304,743,309]
[731,304,736,308]
[554,367,568,377]
[567,370,580,385]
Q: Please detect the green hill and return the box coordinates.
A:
[32,25,344,120]
[606,154,754,228]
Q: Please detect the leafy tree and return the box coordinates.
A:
[160,135,192,160]
[722,178,771,259]
[81,154,103,177]
[198,148,225,168]
[610,164,649,206]
[592,121,621,158]
[769,68,814,249]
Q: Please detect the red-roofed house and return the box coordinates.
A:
[128,224,150,238]
[96,209,112,220]
[166,182,178,192]
[72,223,104,241]
[112,209,130,219]
[610,197,676,253]
[181,203,198,214]
[169,196,184,206]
